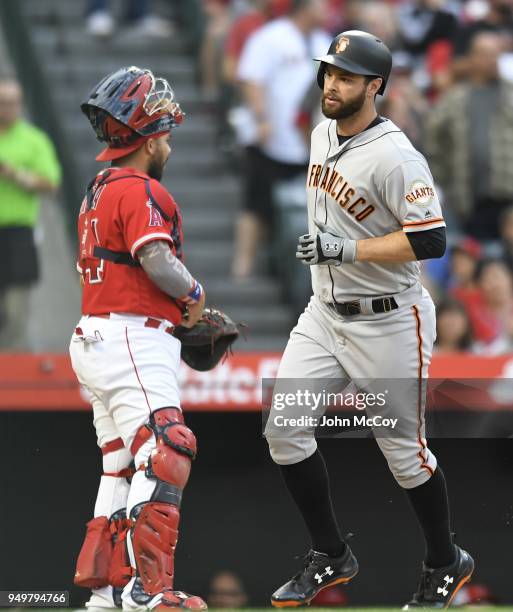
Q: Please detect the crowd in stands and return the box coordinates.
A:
[85,0,175,38]
[4,0,513,355]
[196,0,513,355]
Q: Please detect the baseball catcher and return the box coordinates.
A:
[70,66,210,610]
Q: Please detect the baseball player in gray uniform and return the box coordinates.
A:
[265,31,474,608]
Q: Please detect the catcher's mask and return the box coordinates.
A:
[81,66,185,161]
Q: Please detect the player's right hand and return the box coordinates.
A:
[296,220,357,266]
[181,289,206,328]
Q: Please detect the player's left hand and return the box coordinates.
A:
[296,220,357,266]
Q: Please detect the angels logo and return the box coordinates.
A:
[405,180,435,207]
[147,200,164,227]
[336,37,350,53]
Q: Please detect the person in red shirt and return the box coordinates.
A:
[223,0,271,83]
[70,66,207,611]
[449,236,482,311]
[470,259,513,352]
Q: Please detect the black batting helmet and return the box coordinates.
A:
[316,30,392,95]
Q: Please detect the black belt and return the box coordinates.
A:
[332,296,398,316]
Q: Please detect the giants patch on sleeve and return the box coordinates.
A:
[405,180,435,207]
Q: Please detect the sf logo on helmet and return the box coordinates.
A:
[336,37,350,54]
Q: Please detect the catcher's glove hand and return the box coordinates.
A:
[173,308,240,371]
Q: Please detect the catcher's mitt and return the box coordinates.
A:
[173,308,241,371]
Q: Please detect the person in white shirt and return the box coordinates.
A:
[232,0,331,279]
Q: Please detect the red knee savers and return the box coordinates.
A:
[74,517,112,588]
[150,409,197,490]
[151,432,195,490]
[132,502,180,595]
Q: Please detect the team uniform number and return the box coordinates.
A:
[80,217,104,284]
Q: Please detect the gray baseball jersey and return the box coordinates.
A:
[265,117,442,489]
[306,118,445,301]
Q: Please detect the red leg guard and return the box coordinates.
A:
[74,516,112,588]
[132,503,180,595]
[131,408,196,597]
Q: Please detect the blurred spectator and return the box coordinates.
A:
[452,0,513,69]
[232,0,331,278]
[435,299,474,352]
[223,1,274,85]
[396,0,458,59]
[469,259,513,353]
[200,0,233,103]
[221,1,275,152]
[322,0,346,33]
[379,66,429,149]
[206,571,248,608]
[0,79,61,350]
[449,236,482,307]
[354,1,399,48]
[86,0,174,38]
[395,0,458,94]
[426,32,513,240]
[498,203,513,271]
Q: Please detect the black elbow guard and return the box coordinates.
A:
[406,227,446,261]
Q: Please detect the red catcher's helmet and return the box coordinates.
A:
[81,66,185,161]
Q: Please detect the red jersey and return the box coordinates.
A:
[77,167,185,325]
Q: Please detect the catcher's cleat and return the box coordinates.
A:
[123,578,207,610]
[403,545,474,609]
[271,544,358,608]
[155,590,207,610]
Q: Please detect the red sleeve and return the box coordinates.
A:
[225,14,265,60]
[119,179,177,258]
[225,19,245,58]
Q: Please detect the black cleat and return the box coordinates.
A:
[271,543,358,608]
[403,545,475,609]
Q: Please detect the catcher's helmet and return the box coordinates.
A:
[316,30,392,95]
[81,66,184,161]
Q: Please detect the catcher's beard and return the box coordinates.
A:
[322,86,367,120]
[147,150,169,182]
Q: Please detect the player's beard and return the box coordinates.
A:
[147,152,168,182]
[321,87,367,120]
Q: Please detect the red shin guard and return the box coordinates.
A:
[132,503,180,595]
[131,408,196,597]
